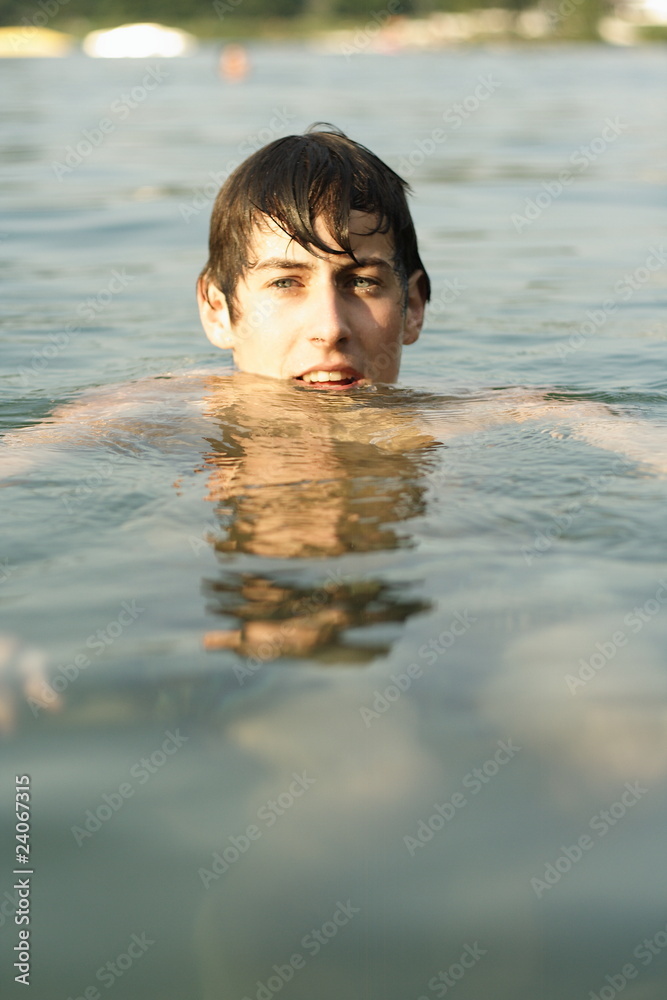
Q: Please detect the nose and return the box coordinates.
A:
[305,282,351,348]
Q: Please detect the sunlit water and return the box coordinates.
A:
[1,43,667,1000]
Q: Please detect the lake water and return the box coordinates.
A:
[2,41,667,1000]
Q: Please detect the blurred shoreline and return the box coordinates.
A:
[1,1,666,53]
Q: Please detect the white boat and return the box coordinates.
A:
[83,22,196,59]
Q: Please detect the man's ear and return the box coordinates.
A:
[197,277,234,350]
[402,269,427,346]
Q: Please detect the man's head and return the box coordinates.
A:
[198,124,430,388]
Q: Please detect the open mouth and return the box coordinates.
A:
[293,368,365,390]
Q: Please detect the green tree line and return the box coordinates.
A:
[1,0,545,31]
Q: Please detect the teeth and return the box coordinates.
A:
[301,370,348,383]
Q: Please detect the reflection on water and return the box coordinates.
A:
[2,42,667,1000]
[2,368,667,1000]
[197,375,434,664]
[202,573,429,664]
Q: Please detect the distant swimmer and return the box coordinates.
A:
[219,43,249,81]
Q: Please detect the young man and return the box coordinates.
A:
[1,124,664,476]
[197,124,429,389]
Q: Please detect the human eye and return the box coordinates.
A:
[348,274,379,290]
[269,277,299,289]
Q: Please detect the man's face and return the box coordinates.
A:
[198,211,426,389]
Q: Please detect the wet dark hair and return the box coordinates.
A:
[198,123,430,321]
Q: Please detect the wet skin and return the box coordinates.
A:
[197,210,426,387]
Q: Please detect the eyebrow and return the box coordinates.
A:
[250,255,395,274]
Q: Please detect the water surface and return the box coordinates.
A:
[1,43,667,1000]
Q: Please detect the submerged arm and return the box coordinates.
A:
[429,388,667,476]
[511,392,667,476]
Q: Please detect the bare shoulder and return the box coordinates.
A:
[5,370,215,437]
[53,369,213,420]
[0,369,218,478]
[429,385,667,476]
